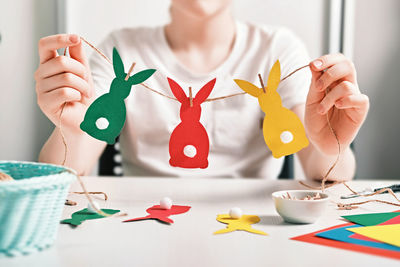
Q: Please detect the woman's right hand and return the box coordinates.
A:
[35,34,95,133]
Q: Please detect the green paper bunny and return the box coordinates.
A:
[80,47,156,144]
[61,208,120,226]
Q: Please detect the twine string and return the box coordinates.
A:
[59,104,111,217]
[320,96,341,192]
[140,82,178,101]
[300,179,400,209]
[79,36,309,102]
[299,180,341,190]
[59,101,68,166]
[280,65,309,82]
[336,185,400,209]
[71,191,108,200]
[80,36,112,65]
[60,46,114,217]
[338,200,400,209]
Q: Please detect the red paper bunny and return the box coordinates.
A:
[167,77,217,169]
[123,205,191,224]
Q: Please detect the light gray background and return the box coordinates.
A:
[0,0,399,179]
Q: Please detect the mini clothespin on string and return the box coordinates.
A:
[258,74,266,93]
[189,86,193,107]
[125,62,136,81]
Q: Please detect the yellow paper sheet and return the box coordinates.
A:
[347,224,400,247]
[214,214,267,236]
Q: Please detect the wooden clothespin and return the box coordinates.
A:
[65,199,77,206]
[189,86,193,107]
[258,74,266,93]
[125,62,136,81]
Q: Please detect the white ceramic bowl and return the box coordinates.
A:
[272,190,330,224]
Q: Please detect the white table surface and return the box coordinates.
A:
[1,177,400,267]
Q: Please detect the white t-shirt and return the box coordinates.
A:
[89,21,311,178]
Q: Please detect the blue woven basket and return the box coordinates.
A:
[0,161,76,257]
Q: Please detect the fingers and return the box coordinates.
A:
[318,81,357,114]
[314,61,356,92]
[38,87,81,113]
[38,34,80,64]
[36,72,91,98]
[311,66,323,84]
[69,39,90,67]
[310,53,347,72]
[335,94,370,110]
[306,67,325,106]
[35,56,88,80]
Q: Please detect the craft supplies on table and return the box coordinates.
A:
[2,177,399,266]
[341,184,400,199]
[292,211,400,260]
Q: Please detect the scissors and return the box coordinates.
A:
[341,184,400,199]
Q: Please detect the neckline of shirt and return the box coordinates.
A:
[156,20,246,82]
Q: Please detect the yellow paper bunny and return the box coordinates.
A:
[214,214,267,235]
[234,60,309,158]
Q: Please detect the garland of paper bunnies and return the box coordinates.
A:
[78,37,316,169]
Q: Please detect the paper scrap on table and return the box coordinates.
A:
[80,47,156,144]
[315,224,400,252]
[61,208,120,226]
[347,224,400,248]
[342,212,400,226]
[234,60,309,158]
[291,223,400,260]
[214,214,267,236]
[350,213,400,242]
[123,205,191,224]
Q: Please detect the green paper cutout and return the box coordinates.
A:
[113,47,125,78]
[61,208,120,226]
[80,47,156,144]
[342,212,400,226]
[129,69,157,85]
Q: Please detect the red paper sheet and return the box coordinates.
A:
[291,223,400,260]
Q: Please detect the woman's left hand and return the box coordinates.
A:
[305,53,369,155]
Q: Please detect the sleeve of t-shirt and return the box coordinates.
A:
[267,27,312,110]
[88,32,118,97]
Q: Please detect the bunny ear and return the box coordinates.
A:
[167,77,187,103]
[112,47,125,78]
[266,60,281,91]
[234,79,263,97]
[129,69,156,85]
[194,78,216,104]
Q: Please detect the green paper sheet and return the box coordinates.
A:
[61,208,120,226]
[342,212,400,226]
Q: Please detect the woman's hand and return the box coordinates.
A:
[304,53,369,155]
[35,34,95,133]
